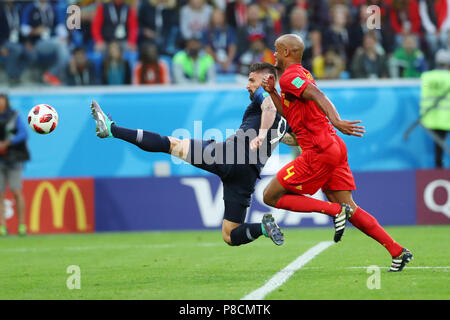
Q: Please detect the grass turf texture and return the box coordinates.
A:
[0,225,448,300]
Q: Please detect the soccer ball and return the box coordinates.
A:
[28,104,59,134]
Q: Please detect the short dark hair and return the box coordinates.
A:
[72,46,85,55]
[249,62,277,79]
[0,93,10,109]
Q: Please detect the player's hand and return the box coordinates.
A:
[250,136,265,151]
[262,74,276,93]
[334,120,365,137]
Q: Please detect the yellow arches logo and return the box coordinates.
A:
[29,181,88,232]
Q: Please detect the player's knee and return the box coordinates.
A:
[222,230,233,246]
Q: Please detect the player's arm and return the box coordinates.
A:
[250,96,277,151]
[280,132,298,146]
[302,83,366,137]
[262,74,284,117]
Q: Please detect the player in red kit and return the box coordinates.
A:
[260,34,413,272]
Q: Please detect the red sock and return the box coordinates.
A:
[276,194,342,217]
[349,207,403,257]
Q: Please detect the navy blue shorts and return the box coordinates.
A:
[186,139,260,222]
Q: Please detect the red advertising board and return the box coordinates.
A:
[5,178,95,234]
[416,169,450,225]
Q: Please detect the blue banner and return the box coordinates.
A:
[94,171,417,232]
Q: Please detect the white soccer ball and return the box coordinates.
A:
[28,104,59,134]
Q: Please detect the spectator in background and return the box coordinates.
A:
[420,49,450,168]
[0,93,30,237]
[238,33,275,76]
[212,0,227,10]
[66,0,100,50]
[65,47,98,86]
[203,8,237,74]
[179,0,213,41]
[322,4,351,64]
[437,30,450,53]
[419,0,450,59]
[283,0,330,32]
[102,41,131,85]
[172,37,215,83]
[388,0,422,45]
[258,0,284,36]
[351,33,389,78]
[138,0,179,56]
[390,33,427,77]
[225,0,250,29]
[312,46,346,79]
[91,0,138,53]
[133,43,171,84]
[419,49,450,168]
[236,3,275,57]
[348,3,393,62]
[285,7,322,71]
[0,1,27,86]
[20,0,70,85]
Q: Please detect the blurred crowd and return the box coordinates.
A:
[1,0,450,86]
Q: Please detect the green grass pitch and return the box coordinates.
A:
[0,225,449,300]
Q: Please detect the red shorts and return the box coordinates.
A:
[277,135,356,195]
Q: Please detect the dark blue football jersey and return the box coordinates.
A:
[226,86,288,173]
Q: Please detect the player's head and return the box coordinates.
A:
[246,62,277,100]
[274,34,304,71]
[0,93,10,114]
[72,47,87,68]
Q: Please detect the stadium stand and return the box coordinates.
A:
[1,0,450,86]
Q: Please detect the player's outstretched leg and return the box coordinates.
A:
[333,203,352,243]
[90,100,173,154]
[263,176,351,243]
[262,214,284,246]
[389,248,414,272]
[91,100,114,138]
[325,190,413,272]
[224,201,284,246]
[225,215,284,246]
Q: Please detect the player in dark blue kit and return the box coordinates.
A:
[90,63,297,247]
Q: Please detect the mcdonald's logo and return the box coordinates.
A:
[26,179,94,234]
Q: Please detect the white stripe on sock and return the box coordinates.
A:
[136,129,143,143]
[246,228,255,241]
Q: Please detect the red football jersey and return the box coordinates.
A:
[280,63,336,152]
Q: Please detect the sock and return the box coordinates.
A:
[276,194,342,217]
[349,207,403,257]
[111,124,170,153]
[230,223,263,246]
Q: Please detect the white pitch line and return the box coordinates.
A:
[242,241,334,300]
[1,242,221,253]
[1,240,323,253]
[347,266,450,270]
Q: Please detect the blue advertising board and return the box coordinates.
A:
[95,171,417,232]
